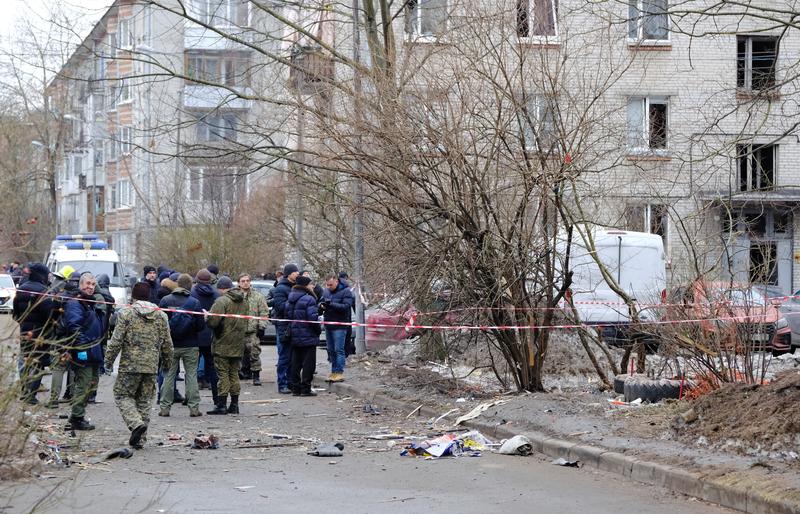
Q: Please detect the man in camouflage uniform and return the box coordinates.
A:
[238,273,269,386]
[104,282,173,449]
[206,277,248,415]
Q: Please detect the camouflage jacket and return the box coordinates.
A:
[104,301,173,374]
[207,288,248,357]
[244,289,269,334]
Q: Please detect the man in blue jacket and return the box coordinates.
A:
[321,274,355,383]
[287,275,320,396]
[64,273,105,431]
[12,263,56,404]
[271,264,299,394]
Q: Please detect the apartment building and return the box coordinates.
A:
[48,0,287,267]
[49,0,800,294]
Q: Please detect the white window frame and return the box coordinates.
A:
[737,143,777,192]
[521,94,558,153]
[141,4,152,46]
[118,77,132,104]
[119,126,133,155]
[628,0,670,43]
[195,114,237,142]
[118,17,134,49]
[626,203,670,256]
[405,0,449,42]
[109,183,118,210]
[627,96,669,154]
[118,179,134,208]
[193,0,249,27]
[516,0,558,40]
[737,35,779,91]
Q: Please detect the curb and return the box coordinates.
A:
[316,379,799,514]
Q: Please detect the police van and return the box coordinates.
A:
[45,234,128,306]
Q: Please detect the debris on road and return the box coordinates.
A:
[308,442,344,457]
[552,457,580,467]
[400,432,488,459]
[498,435,533,456]
[234,485,255,492]
[453,400,509,426]
[192,434,220,449]
[432,408,460,425]
[167,433,183,441]
[102,448,133,461]
[362,404,381,415]
[607,398,642,407]
[405,404,422,418]
[367,433,405,440]
[239,399,288,405]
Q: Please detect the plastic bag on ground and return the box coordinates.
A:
[498,435,533,456]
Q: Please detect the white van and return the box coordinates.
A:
[556,228,666,342]
[45,235,128,306]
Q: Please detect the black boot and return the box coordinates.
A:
[67,416,95,431]
[129,424,147,449]
[227,395,239,414]
[252,372,261,386]
[207,395,228,415]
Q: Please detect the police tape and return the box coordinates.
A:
[8,287,790,333]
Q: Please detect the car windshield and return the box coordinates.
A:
[0,275,14,289]
[59,261,125,287]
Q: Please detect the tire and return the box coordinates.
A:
[623,377,683,403]
[613,373,645,394]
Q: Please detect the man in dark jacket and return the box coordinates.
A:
[12,263,56,404]
[141,266,159,305]
[159,273,204,417]
[192,268,220,403]
[321,274,355,383]
[64,273,105,430]
[89,274,116,403]
[271,264,299,394]
[206,277,249,414]
[287,275,320,396]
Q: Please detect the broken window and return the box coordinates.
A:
[517,0,558,38]
[405,0,448,39]
[627,96,668,152]
[737,36,778,91]
[737,144,776,191]
[749,241,778,285]
[628,0,669,41]
[521,94,557,152]
[625,203,669,254]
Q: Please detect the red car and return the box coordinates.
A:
[365,299,419,351]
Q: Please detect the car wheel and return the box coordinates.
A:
[623,376,683,403]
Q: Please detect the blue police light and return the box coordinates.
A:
[56,234,99,241]
[63,241,109,250]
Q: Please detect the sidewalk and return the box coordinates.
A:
[315,354,800,514]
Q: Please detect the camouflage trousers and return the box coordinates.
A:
[244,333,261,372]
[113,372,156,431]
[215,356,241,396]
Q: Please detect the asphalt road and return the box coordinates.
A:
[0,321,732,514]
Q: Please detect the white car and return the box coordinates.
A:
[0,273,17,313]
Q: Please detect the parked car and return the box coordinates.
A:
[0,274,16,314]
[777,290,800,354]
[366,298,419,350]
[753,285,788,306]
[251,280,277,344]
[666,280,789,354]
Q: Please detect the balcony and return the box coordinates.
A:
[184,85,253,110]
[288,45,334,94]
[184,25,253,51]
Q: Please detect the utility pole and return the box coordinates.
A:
[351,0,366,354]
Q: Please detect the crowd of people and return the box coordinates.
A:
[12,261,356,449]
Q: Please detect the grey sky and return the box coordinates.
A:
[1,0,111,43]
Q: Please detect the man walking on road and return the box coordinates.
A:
[239,273,269,386]
[64,273,105,431]
[287,275,320,396]
[271,264,299,394]
[105,282,173,449]
[206,276,248,415]
[159,274,204,417]
[321,274,355,383]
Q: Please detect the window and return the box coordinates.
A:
[405,0,448,39]
[118,77,131,103]
[187,54,220,82]
[628,0,669,42]
[106,137,118,162]
[195,114,237,142]
[108,84,117,110]
[72,155,83,177]
[625,203,669,254]
[750,241,777,285]
[737,144,776,191]
[142,4,152,46]
[118,18,134,49]
[193,0,249,27]
[119,180,133,207]
[94,142,104,167]
[119,127,133,155]
[188,168,203,200]
[108,33,117,59]
[222,56,249,86]
[627,96,668,152]
[737,36,778,91]
[109,183,117,209]
[516,0,558,38]
[521,95,557,151]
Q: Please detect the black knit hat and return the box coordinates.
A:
[283,263,299,276]
[132,282,151,302]
[295,275,311,287]
[143,265,156,275]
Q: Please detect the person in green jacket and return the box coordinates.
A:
[104,282,173,449]
[239,273,269,386]
[205,277,248,415]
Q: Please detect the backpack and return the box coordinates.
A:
[168,296,202,340]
